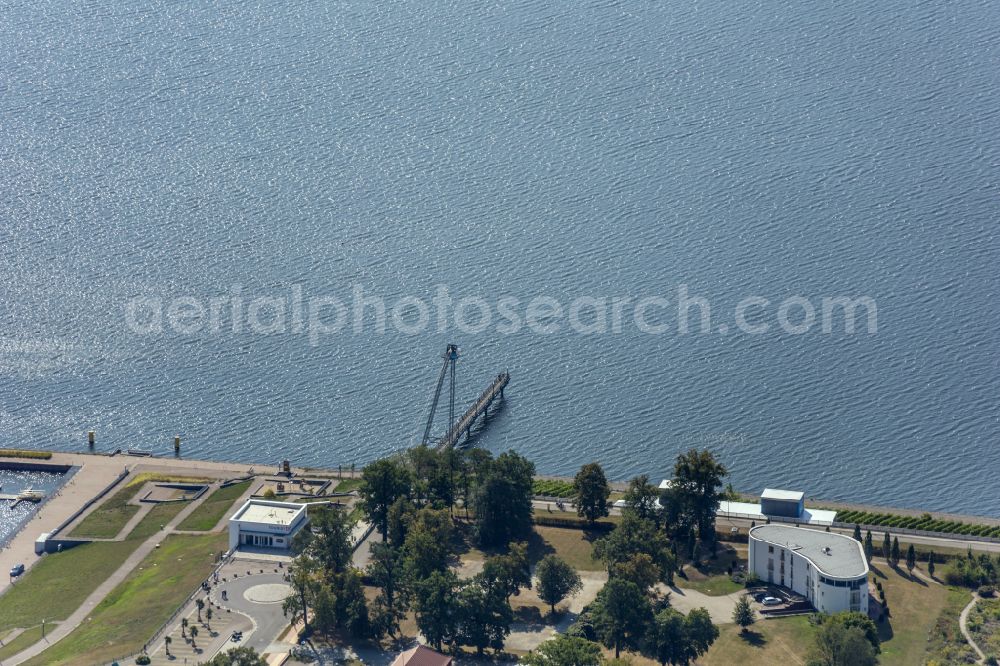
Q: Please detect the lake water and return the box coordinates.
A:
[0,468,69,545]
[0,1,997,514]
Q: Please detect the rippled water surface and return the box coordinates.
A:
[1,1,997,513]
[0,469,68,544]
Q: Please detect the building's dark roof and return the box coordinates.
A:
[391,645,453,666]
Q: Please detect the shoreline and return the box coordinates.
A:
[7,449,996,525]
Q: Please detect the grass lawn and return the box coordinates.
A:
[677,544,746,596]
[531,525,605,572]
[701,616,814,665]
[23,532,228,666]
[334,478,363,493]
[68,473,212,539]
[126,502,189,541]
[0,500,191,637]
[67,482,142,538]
[872,563,968,666]
[177,480,251,531]
[0,540,137,634]
[0,625,47,661]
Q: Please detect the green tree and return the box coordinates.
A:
[574,462,611,525]
[336,570,371,638]
[402,507,455,581]
[667,449,727,544]
[386,495,416,549]
[890,536,901,567]
[181,617,188,638]
[822,611,880,653]
[906,543,916,573]
[808,621,877,666]
[613,553,660,592]
[622,474,661,525]
[189,624,199,649]
[852,524,862,542]
[367,542,405,610]
[302,505,354,574]
[535,555,584,615]
[591,578,654,659]
[359,458,412,540]
[457,582,513,655]
[594,513,676,585]
[286,551,317,629]
[882,532,891,565]
[206,606,213,629]
[413,570,461,651]
[196,598,204,622]
[928,551,936,578]
[522,634,603,666]
[644,609,688,666]
[479,542,532,603]
[472,450,535,548]
[864,530,874,563]
[164,635,172,657]
[310,582,338,634]
[200,646,268,666]
[732,595,755,633]
[686,607,719,658]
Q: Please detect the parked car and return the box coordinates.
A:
[761,596,782,606]
[9,564,24,577]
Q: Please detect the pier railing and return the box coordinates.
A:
[437,371,509,450]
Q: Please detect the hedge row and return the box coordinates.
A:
[533,478,576,498]
[0,449,53,460]
[838,509,1000,539]
[532,513,616,532]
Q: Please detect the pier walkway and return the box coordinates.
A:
[436,371,509,450]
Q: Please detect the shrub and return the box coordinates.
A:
[532,479,576,498]
[135,656,151,665]
[533,514,615,532]
[978,585,996,598]
[0,449,53,460]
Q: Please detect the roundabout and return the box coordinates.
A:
[244,582,293,604]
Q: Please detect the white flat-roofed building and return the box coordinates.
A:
[760,488,805,518]
[229,499,309,551]
[749,524,868,614]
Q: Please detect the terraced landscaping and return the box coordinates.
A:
[177,480,251,530]
[23,532,228,666]
[69,473,212,538]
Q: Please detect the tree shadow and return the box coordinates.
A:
[869,564,889,579]
[739,629,767,647]
[513,605,545,625]
[525,530,556,564]
[877,617,895,642]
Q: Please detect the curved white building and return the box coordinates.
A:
[748,524,868,614]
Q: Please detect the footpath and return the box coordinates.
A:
[6,492,211,665]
